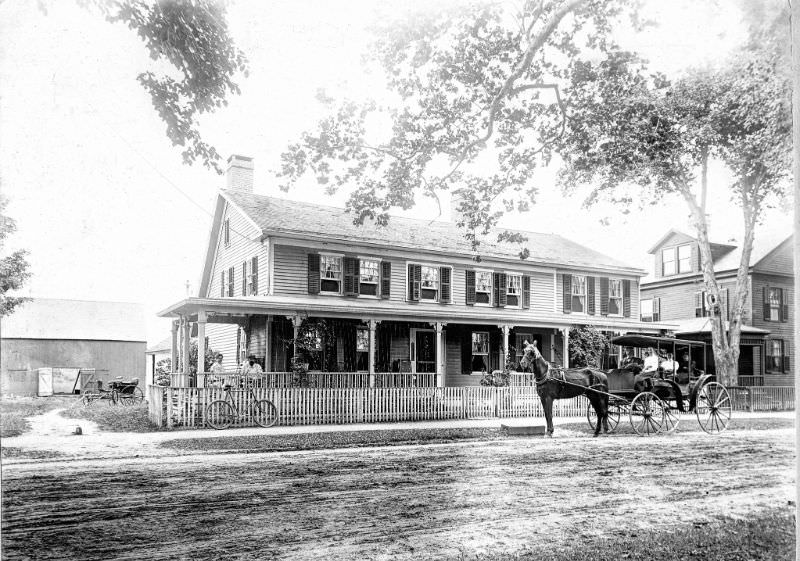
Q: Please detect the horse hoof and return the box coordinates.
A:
[593,433,599,438]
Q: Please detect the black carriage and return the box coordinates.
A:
[586,334,732,435]
[82,377,144,406]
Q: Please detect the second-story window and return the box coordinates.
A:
[360,259,379,297]
[678,244,692,273]
[641,298,653,322]
[662,248,676,276]
[320,255,342,294]
[767,287,782,322]
[476,271,492,305]
[608,279,622,315]
[571,275,586,313]
[420,266,439,301]
[506,274,521,307]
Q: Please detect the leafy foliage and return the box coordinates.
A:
[156,339,216,385]
[0,195,31,317]
[278,0,639,256]
[567,326,609,368]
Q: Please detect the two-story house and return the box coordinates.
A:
[640,229,794,386]
[159,155,670,387]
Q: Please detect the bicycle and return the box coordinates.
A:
[205,384,278,430]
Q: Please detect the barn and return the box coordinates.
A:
[0,298,146,396]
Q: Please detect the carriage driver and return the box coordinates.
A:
[642,348,660,373]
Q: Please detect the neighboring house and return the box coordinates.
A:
[640,229,794,386]
[159,155,670,387]
[145,336,172,385]
[0,298,146,396]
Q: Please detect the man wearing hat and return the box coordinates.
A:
[241,354,263,375]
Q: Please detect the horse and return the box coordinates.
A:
[519,341,610,437]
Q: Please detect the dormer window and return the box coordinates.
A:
[678,244,692,273]
[662,248,676,276]
[662,244,691,276]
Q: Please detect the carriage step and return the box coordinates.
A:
[501,424,546,436]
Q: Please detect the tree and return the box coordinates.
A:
[556,48,792,385]
[0,195,31,317]
[59,0,249,173]
[568,326,610,368]
[277,0,639,256]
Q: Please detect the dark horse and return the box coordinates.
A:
[519,341,610,437]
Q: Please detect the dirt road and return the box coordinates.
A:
[2,425,794,561]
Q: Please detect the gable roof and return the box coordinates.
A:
[1,298,146,342]
[219,190,643,274]
[146,336,172,354]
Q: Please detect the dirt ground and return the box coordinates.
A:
[1,417,795,560]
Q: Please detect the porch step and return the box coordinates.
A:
[501,424,546,436]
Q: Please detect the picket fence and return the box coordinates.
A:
[146,385,795,430]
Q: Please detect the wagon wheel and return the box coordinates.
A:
[661,405,680,433]
[586,402,621,433]
[251,400,278,428]
[118,387,144,406]
[206,401,235,430]
[630,392,666,436]
[695,382,731,434]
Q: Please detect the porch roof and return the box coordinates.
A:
[158,295,675,332]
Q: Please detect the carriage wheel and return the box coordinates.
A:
[586,403,621,433]
[81,394,96,407]
[118,387,144,406]
[630,392,666,436]
[206,401,235,430]
[695,382,731,434]
[251,400,278,428]
[662,405,680,433]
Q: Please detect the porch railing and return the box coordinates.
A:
[174,371,439,389]
[737,376,764,387]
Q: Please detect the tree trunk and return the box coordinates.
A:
[713,346,738,388]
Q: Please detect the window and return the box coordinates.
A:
[247,256,258,296]
[359,259,379,297]
[768,287,782,322]
[641,298,654,322]
[662,247,676,276]
[608,279,622,315]
[678,244,692,273]
[506,275,522,307]
[320,255,342,294]
[471,332,489,373]
[475,271,492,305]
[571,275,586,313]
[223,218,230,246]
[356,328,369,371]
[420,266,439,301]
[767,339,784,372]
[227,266,234,297]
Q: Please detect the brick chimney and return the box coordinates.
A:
[226,155,254,193]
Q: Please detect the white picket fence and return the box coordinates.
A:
[146,385,795,430]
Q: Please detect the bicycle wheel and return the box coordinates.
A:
[252,400,278,428]
[206,401,235,430]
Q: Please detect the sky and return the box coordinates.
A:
[0,0,793,345]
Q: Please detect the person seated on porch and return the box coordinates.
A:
[642,348,659,373]
[241,354,263,376]
[210,353,225,375]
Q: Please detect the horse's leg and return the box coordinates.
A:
[588,395,603,437]
[541,393,554,437]
[602,394,610,433]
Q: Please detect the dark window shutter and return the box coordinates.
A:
[228,266,234,297]
[461,333,472,374]
[380,261,391,299]
[653,298,661,322]
[439,267,451,303]
[220,271,225,297]
[344,257,359,296]
[562,274,572,313]
[242,261,247,296]
[763,287,770,321]
[466,270,476,305]
[695,292,703,318]
[251,256,258,295]
[783,354,790,373]
[493,273,500,307]
[307,254,320,294]
[599,277,609,315]
[781,288,788,322]
[493,273,508,308]
[408,264,421,301]
[622,279,631,318]
[587,276,595,315]
[522,275,531,309]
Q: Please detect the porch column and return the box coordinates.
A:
[288,315,301,364]
[170,320,178,375]
[435,322,446,388]
[196,311,207,380]
[265,315,273,372]
[561,327,569,368]
[182,316,191,376]
[550,332,556,363]
[368,319,378,388]
[500,325,511,369]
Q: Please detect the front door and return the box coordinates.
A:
[410,328,436,374]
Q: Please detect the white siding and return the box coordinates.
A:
[207,202,268,298]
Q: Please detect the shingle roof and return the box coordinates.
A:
[1,299,146,341]
[223,190,641,273]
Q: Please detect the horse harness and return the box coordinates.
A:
[534,359,606,393]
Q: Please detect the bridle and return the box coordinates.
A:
[521,343,559,384]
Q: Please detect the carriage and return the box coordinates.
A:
[585,334,732,436]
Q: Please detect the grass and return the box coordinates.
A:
[460,509,795,561]
[162,427,506,453]
[0,396,78,438]
[0,447,65,460]
[61,400,159,433]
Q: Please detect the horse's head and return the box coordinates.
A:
[519,340,548,380]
